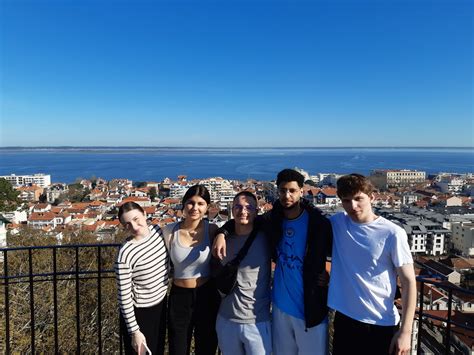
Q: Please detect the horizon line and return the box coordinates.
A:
[1,145,473,150]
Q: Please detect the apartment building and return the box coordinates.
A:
[169,182,191,199]
[370,169,426,189]
[451,221,474,256]
[436,177,465,194]
[1,173,51,187]
[396,219,449,256]
[199,177,234,203]
[45,183,69,203]
[316,173,342,187]
[16,185,44,202]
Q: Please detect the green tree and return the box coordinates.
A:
[149,187,158,201]
[134,181,147,188]
[67,183,90,202]
[0,178,21,212]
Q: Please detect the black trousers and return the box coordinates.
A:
[332,311,398,355]
[120,297,167,355]
[168,281,220,355]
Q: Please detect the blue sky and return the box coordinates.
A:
[1,0,472,147]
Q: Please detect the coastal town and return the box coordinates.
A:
[1,169,474,353]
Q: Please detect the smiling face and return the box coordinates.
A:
[232,195,257,226]
[183,195,208,221]
[278,181,303,210]
[120,209,149,238]
[340,191,376,224]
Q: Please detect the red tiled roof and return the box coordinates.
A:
[28,212,56,221]
[321,187,337,196]
[143,206,156,214]
[121,196,150,202]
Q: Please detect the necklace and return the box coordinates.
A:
[180,221,202,240]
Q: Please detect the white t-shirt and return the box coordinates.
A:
[328,212,413,326]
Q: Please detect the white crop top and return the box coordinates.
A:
[169,220,212,279]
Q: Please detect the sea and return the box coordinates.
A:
[0,147,472,183]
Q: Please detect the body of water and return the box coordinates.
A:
[0,147,472,183]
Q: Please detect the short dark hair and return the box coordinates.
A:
[336,173,375,198]
[118,202,145,223]
[181,184,211,206]
[233,191,257,205]
[276,169,305,188]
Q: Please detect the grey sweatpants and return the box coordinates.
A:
[272,305,328,355]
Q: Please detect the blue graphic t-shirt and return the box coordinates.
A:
[272,210,309,320]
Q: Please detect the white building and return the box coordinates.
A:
[436,177,465,194]
[316,173,342,187]
[0,173,51,187]
[45,183,69,203]
[27,212,57,229]
[370,169,426,189]
[199,178,234,203]
[0,216,8,261]
[400,193,419,205]
[400,220,448,256]
[451,222,474,256]
[169,183,191,199]
[0,210,28,224]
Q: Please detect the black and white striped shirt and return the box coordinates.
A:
[115,225,169,334]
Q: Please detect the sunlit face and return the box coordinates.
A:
[232,195,257,226]
[340,191,376,224]
[183,195,208,221]
[120,209,149,238]
[278,181,303,210]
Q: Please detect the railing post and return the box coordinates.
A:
[53,248,59,354]
[28,248,35,354]
[119,312,123,355]
[97,246,102,355]
[75,246,81,354]
[4,250,10,355]
[445,288,453,355]
[417,280,424,355]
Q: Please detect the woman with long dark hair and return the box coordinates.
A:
[115,202,169,354]
[162,184,220,355]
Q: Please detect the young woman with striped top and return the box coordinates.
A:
[115,202,169,355]
[162,185,220,355]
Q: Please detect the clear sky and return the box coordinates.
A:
[1,0,472,147]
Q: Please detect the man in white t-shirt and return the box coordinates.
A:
[329,174,417,355]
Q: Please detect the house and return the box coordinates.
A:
[120,196,152,207]
[303,186,320,205]
[445,196,463,207]
[28,212,57,229]
[16,185,43,202]
[317,187,339,206]
[132,188,149,197]
[417,259,461,284]
[0,210,28,224]
[32,203,52,213]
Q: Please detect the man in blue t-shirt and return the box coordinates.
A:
[214,169,332,354]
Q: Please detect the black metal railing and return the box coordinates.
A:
[1,243,122,354]
[1,244,473,354]
[416,277,474,355]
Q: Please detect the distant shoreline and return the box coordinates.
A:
[1,146,473,151]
